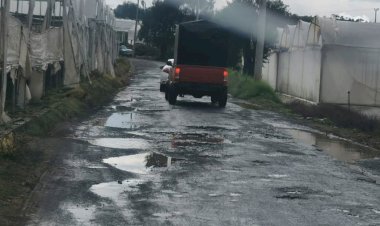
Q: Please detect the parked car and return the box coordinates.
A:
[119,45,133,56]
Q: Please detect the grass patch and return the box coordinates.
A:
[288,101,380,133]
[228,70,280,104]
[20,59,131,136]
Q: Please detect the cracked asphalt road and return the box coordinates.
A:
[25,59,380,226]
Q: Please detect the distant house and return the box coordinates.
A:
[114,19,141,45]
[263,17,380,107]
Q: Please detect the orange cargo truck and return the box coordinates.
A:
[161,20,231,108]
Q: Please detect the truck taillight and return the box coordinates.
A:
[223,70,228,78]
[175,67,181,75]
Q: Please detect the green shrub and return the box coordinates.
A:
[228,70,280,103]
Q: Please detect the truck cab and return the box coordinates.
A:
[162,20,231,108]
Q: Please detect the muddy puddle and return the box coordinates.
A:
[284,129,380,162]
[103,152,178,174]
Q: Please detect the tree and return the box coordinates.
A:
[215,0,312,75]
[137,0,216,59]
[180,0,216,19]
[114,2,145,20]
[332,14,364,22]
[138,0,185,59]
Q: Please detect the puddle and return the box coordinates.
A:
[62,203,96,224]
[89,138,150,150]
[90,179,143,206]
[152,212,183,219]
[115,106,135,111]
[186,125,238,131]
[229,193,242,197]
[268,174,289,179]
[105,112,145,129]
[208,193,223,197]
[103,152,177,174]
[284,129,380,162]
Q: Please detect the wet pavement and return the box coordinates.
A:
[26,59,380,226]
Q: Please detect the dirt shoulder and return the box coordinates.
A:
[0,58,133,225]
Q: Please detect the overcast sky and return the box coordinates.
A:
[106,0,380,22]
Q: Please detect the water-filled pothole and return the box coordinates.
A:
[103,152,180,174]
[105,112,146,129]
[284,129,380,162]
[89,138,150,150]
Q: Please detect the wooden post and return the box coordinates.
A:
[28,0,35,31]
[16,0,19,15]
[133,0,140,57]
[1,0,10,122]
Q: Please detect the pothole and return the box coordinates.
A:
[171,133,225,147]
[103,152,182,174]
[276,149,306,156]
[105,112,148,130]
[284,128,380,162]
[89,138,150,150]
[251,160,271,166]
[275,186,320,200]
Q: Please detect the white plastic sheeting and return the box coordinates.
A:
[321,45,380,106]
[1,0,119,115]
[263,17,380,106]
[30,28,63,69]
[262,53,277,89]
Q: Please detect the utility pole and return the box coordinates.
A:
[196,0,200,20]
[253,0,267,80]
[16,0,19,15]
[375,8,379,23]
[133,0,140,58]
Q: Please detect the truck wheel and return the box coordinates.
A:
[168,86,177,105]
[218,91,228,108]
[211,96,218,104]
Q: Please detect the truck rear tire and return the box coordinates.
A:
[168,86,177,105]
[218,91,227,108]
[211,96,218,104]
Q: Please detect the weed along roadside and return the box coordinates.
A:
[228,69,380,152]
[0,58,132,225]
[228,70,282,110]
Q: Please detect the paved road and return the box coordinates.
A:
[26,59,380,226]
